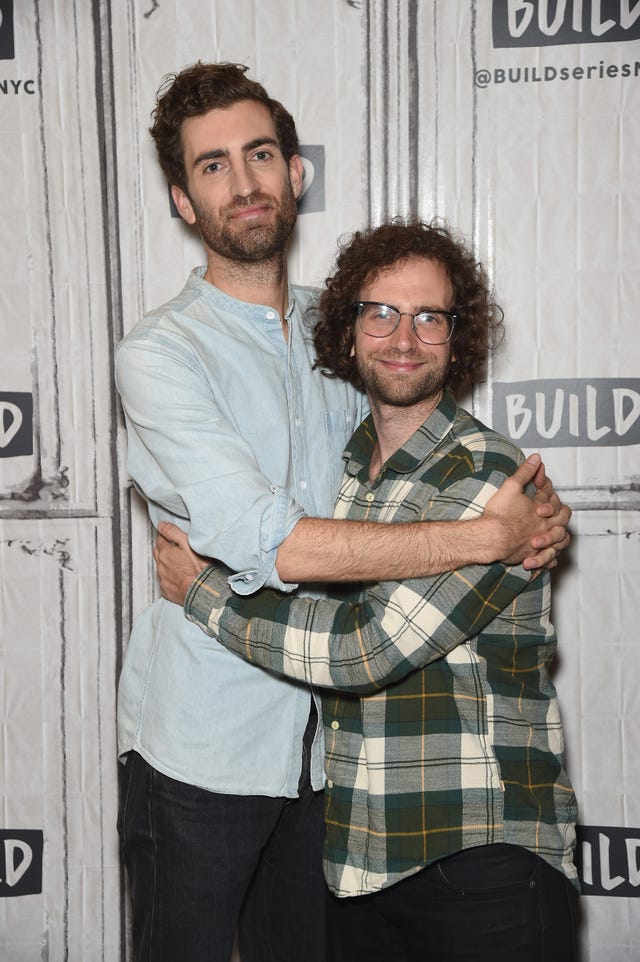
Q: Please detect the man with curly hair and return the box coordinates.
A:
[116,61,570,961]
[156,220,579,961]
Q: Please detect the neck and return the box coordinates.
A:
[204,250,290,318]
[368,392,442,480]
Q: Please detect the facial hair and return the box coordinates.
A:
[191,181,298,264]
[357,348,451,409]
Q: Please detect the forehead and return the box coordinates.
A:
[360,256,454,306]
[180,99,278,160]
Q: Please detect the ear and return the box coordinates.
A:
[171,185,197,226]
[350,343,356,358]
[288,154,305,200]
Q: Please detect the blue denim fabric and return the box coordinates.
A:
[119,752,327,962]
[326,843,579,961]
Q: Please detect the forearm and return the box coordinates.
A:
[275,514,506,583]
[185,557,532,694]
[155,452,567,602]
[275,451,571,583]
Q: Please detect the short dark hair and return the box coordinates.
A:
[313,219,504,396]
[150,61,299,192]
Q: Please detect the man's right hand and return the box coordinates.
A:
[154,522,211,606]
[483,454,572,570]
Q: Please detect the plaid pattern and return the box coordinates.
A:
[185,391,578,896]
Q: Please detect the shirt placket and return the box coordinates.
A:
[286,322,318,518]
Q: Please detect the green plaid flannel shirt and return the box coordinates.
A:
[185,391,578,896]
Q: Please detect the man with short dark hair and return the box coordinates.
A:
[117,62,570,962]
[156,220,579,961]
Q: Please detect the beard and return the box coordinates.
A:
[357,349,451,408]
[191,183,298,264]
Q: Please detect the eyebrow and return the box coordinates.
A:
[191,137,281,171]
[415,304,455,313]
[366,301,454,313]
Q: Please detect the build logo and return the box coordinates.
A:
[0,0,15,60]
[493,0,640,47]
[296,145,326,215]
[0,831,43,897]
[0,393,33,458]
[492,379,640,448]
[577,826,640,897]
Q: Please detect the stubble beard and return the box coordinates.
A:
[192,183,298,265]
[358,350,451,409]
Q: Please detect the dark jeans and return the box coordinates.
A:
[326,843,579,962]
[118,751,326,962]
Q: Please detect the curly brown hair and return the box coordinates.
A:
[150,62,299,193]
[313,219,504,397]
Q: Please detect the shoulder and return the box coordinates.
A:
[450,406,524,472]
[116,272,214,363]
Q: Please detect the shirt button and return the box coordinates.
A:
[331,720,340,730]
[326,779,334,789]
[365,492,375,502]
[266,310,276,320]
[300,480,307,490]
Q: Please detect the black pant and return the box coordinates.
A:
[326,843,579,962]
[118,752,326,962]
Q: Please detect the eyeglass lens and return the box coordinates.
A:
[358,303,453,344]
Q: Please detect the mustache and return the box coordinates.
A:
[370,349,428,361]
[224,193,276,215]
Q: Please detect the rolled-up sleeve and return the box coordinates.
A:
[115,327,305,593]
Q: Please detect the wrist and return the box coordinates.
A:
[181,574,195,605]
[470,515,504,564]
[181,564,209,608]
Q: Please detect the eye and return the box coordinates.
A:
[367,304,396,321]
[415,311,445,326]
[203,160,223,174]
[252,149,273,162]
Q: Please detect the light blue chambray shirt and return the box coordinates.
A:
[115,267,365,795]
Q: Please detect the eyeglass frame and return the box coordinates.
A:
[355,301,458,345]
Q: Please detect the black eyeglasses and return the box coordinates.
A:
[356,302,457,345]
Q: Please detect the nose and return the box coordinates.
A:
[230,160,259,199]
[388,313,419,351]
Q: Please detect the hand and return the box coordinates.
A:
[153,521,211,605]
[483,454,572,571]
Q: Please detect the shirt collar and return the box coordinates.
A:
[343,390,460,480]
[189,266,298,324]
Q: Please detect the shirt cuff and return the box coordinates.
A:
[228,484,305,596]
[184,565,231,629]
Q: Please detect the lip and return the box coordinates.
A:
[377,358,426,374]
[228,203,273,222]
